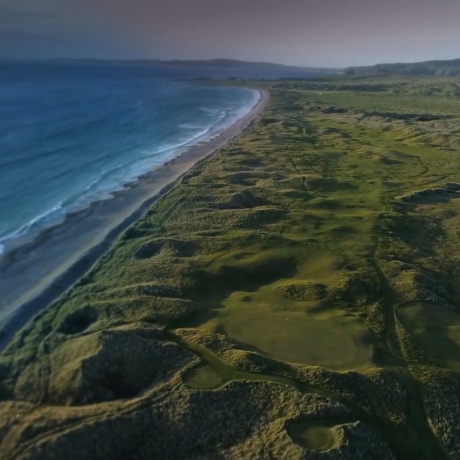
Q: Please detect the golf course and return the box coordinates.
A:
[2,74,460,459]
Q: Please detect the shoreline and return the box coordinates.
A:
[0,88,268,350]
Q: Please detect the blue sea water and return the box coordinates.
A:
[0,62,259,255]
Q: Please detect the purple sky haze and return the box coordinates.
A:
[0,0,459,67]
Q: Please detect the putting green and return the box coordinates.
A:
[397,301,460,372]
[225,312,371,369]
[199,289,373,370]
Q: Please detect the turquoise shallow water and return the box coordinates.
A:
[0,62,259,255]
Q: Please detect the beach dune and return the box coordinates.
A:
[0,89,268,349]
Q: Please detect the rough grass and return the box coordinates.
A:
[2,75,460,459]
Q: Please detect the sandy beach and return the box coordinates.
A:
[0,88,268,349]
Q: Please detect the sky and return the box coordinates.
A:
[0,0,459,67]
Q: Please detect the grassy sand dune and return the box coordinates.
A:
[2,76,460,459]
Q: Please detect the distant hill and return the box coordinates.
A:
[345,58,460,77]
[163,58,334,71]
[161,59,340,79]
[48,58,339,79]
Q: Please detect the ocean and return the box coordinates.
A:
[0,61,260,256]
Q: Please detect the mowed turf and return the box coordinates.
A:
[287,418,354,452]
[397,302,460,372]
[198,289,373,370]
[183,362,227,389]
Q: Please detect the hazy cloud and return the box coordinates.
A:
[0,0,459,65]
[0,6,57,25]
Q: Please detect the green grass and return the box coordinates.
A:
[3,75,460,459]
[198,287,373,370]
[397,302,460,372]
[182,362,227,389]
[287,418,354,452]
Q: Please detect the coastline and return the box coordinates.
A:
[0,88,268,350]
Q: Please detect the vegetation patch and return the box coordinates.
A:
[276,282,327,301]
[4,75,460,458]
[397,301,460,372]
[183,362,227,390]
[46,326,191,405]
[330,266,380,309]
[287,418,342,452]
